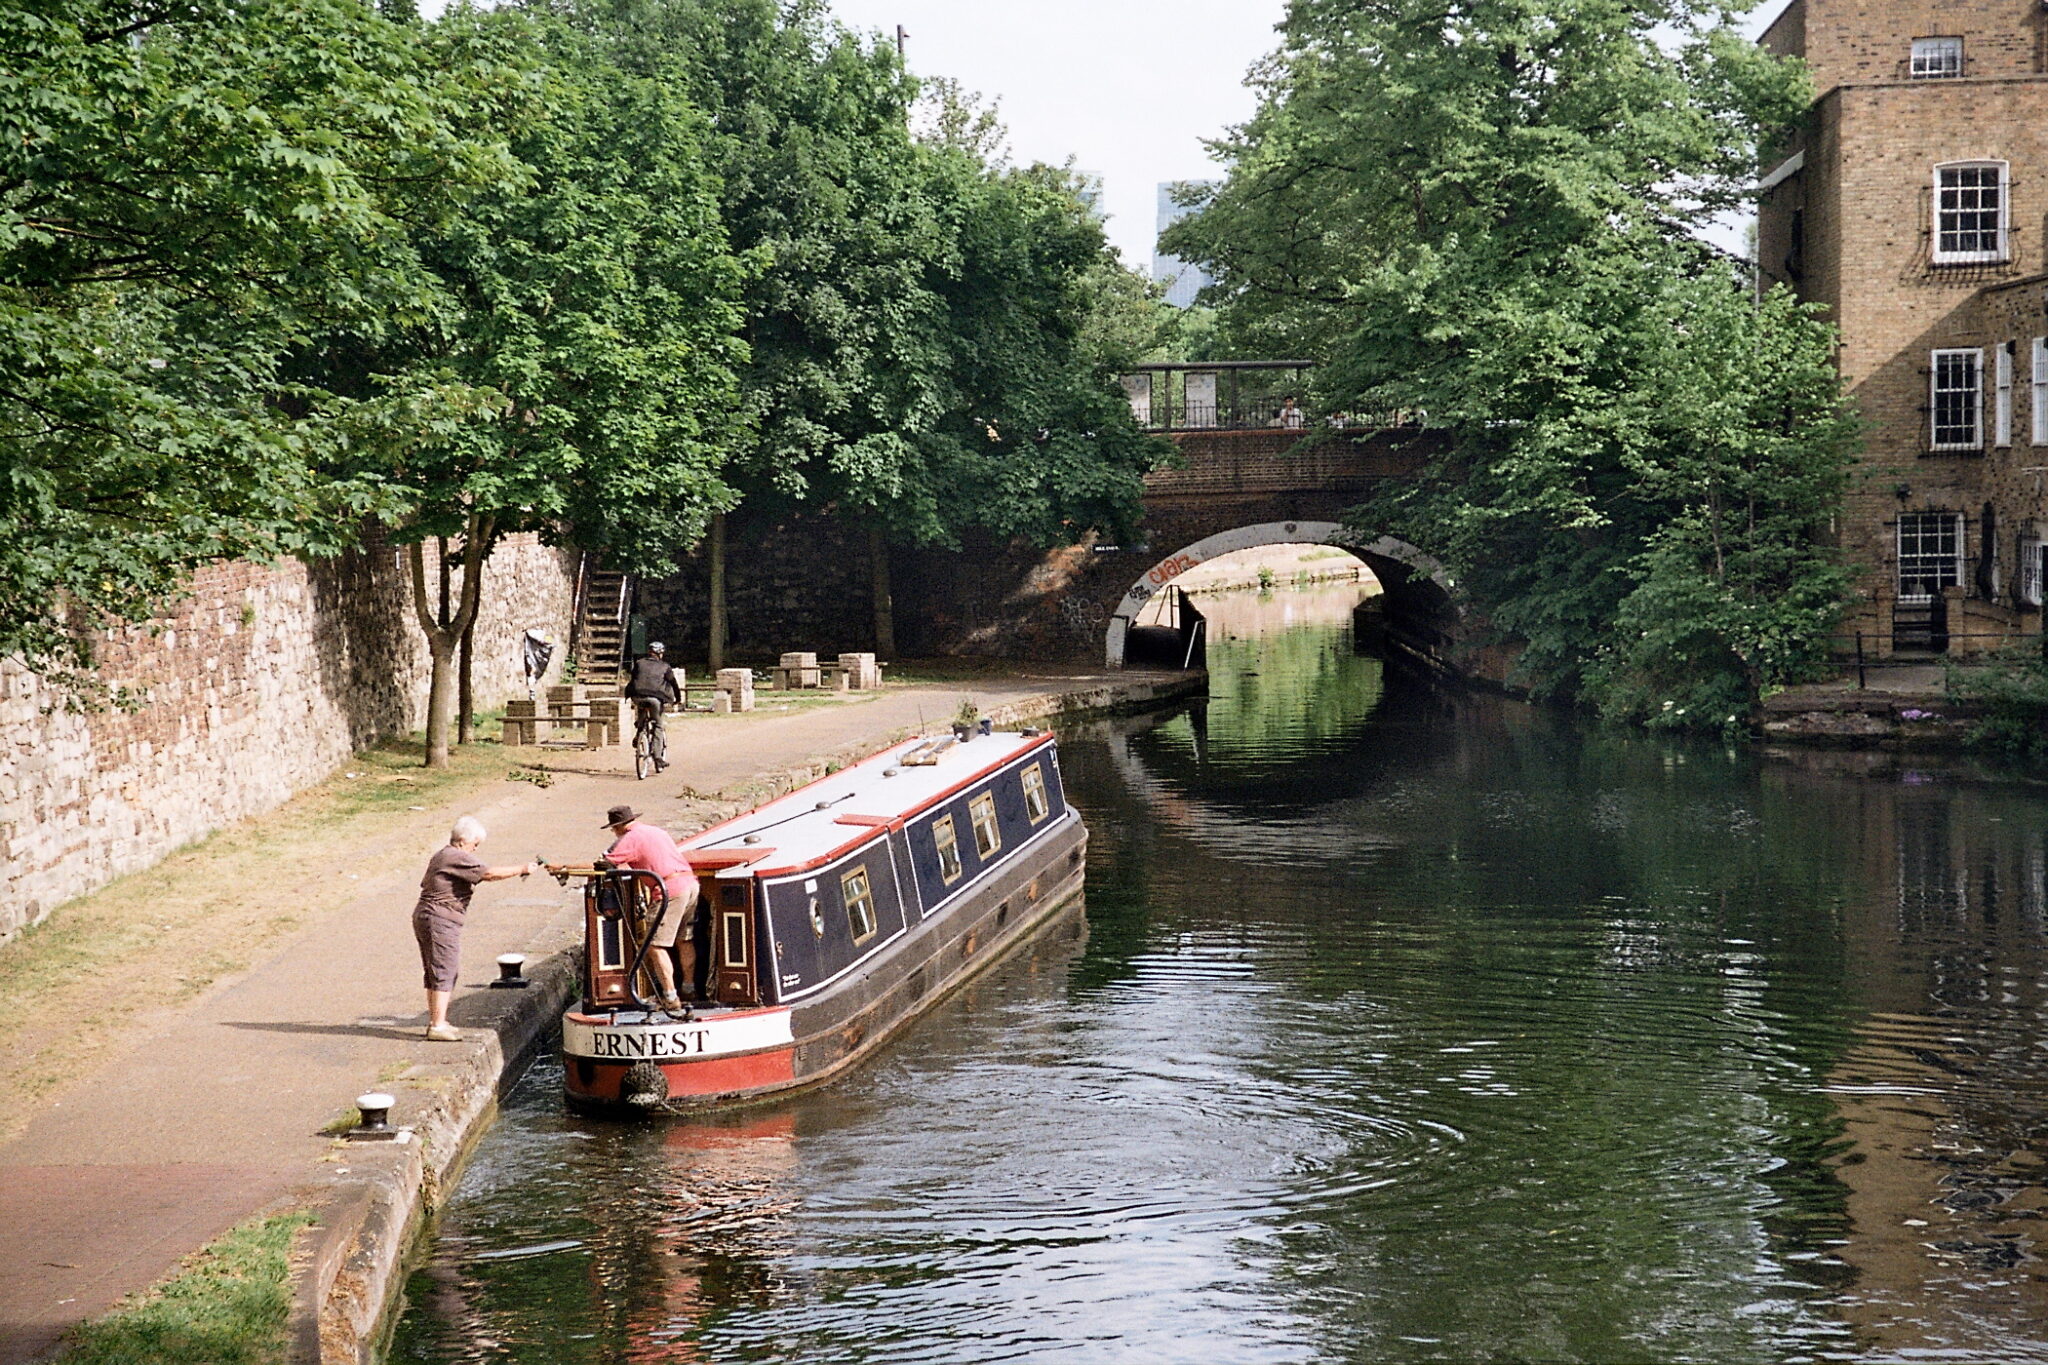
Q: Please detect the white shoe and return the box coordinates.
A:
[425,1023,463,1042]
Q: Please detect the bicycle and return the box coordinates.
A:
[632,698,666,780]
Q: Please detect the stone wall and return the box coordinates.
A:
[634,513,877,664]
[0,533,577,943]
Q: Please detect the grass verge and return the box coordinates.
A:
[62,1209,313,1365]
[0,734,528,1139]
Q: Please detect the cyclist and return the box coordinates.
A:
[624,642,683,773]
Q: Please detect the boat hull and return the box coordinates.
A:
[563,816,1087,1112]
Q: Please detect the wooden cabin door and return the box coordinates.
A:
[711,877,760,1006]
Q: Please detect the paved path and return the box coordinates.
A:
[0,675,1108,1363]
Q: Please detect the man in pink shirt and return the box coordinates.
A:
[601,804,701,1012]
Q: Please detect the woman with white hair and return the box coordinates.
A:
[413,816,539,1041]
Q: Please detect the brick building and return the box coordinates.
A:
[1758,0,2048,654]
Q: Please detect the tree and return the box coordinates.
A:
[326,5,750,765]
[571,0,1165,661]
[1166,0,1858,726]
[0,0,522,691]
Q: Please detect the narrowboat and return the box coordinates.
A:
[558,727,1088,1113]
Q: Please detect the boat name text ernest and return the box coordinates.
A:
[574,1026,708,1059]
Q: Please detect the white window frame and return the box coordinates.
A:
[1931,348,1984,450]
[1996,342,2014,447]
[1021,762,1050,824]
[2033,338,2048,446]
[931,814,963,885]
[1933,162,2009,264]
[968,791,1001,859]
[1910,36,1964,79]
[1897,512,1965,600]
[842,865,878,944]
[2020,536,2043,608]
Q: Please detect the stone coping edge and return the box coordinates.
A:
[289,669,1206,1363]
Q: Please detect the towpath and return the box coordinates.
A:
[0,669,1170,1364]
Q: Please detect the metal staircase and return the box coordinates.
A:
[574,566,632,683]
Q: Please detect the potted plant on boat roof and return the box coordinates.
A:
[952,696,978,742]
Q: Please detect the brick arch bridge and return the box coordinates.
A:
[636,383,1462,671]
[1105,517,1451,667]
[1084,423,1459,670]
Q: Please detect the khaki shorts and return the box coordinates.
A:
[646,881,700,948]
[413,909,463,991]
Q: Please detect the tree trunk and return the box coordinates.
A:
[708,512,727,672]
[422,628,458,767]
[869,523,896,658]
[409,514,496,768]
[457,596,477,745]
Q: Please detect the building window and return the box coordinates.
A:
[1910,36,1964,79]
[842,865,878,943]
[1021,763,1050,824]
[1933,163,2007,263]
[1898,512,1964,599]
[1931,349,1983,449]
[1997,342,2015,447]
[2020,536,2043,608]
[969,791,1001,859]
[932,814,963,884]
[2034,339,2048,446]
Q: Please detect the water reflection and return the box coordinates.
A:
[393,582,2048,1364]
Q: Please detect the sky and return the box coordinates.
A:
[422,0,1796,272]
[825,1,1797,273]
[825,0,1289,272]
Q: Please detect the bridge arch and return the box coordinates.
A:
[1105,520,1455,669]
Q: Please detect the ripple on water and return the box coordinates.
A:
[393,613,2048,1364]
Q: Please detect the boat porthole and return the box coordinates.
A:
[808,898,825,938]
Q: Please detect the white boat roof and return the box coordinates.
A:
[681,729,1053,878]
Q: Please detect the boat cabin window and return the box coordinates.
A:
[932,814,964,884]
[969,792,1002,859]
[843,865,879,943]
[1021,763,1050,824]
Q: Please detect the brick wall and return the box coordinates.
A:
[1790,0,2043,87]
[0,533,577,942]
[1759,0,2048,652]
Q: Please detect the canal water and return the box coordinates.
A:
[392,583,2048,1364]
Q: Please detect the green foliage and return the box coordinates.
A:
[585,0,1166,550]
[1951,645,2048,762]
[0,0,522,681]
[4,0,1167,698]
[1167,0,1858,727]
[327,5,749,574]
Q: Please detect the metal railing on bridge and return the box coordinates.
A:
[1120,361,1407,434]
